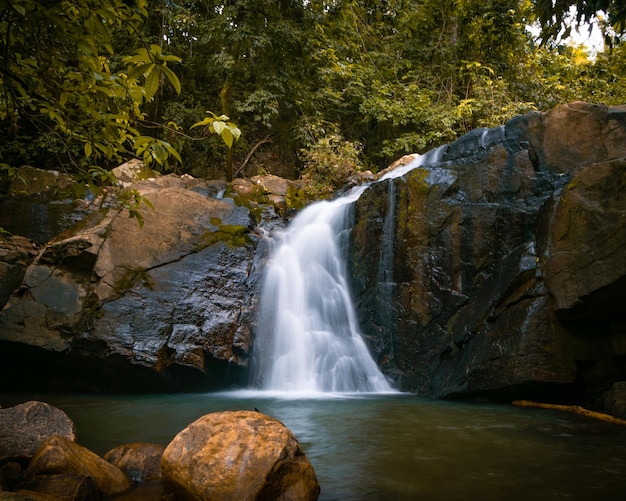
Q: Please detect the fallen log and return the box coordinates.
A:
[512,400,626,426]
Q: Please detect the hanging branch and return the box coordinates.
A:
[234,136,272,178]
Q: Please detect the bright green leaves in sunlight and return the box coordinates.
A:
[124,44,182,102]
[191,112,242,149]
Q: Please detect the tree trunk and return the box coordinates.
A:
[513,400,626,426]
[220,80,233,181]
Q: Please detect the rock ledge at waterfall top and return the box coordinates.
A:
[349,101,626,411]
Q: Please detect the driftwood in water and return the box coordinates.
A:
[513,400,626,426]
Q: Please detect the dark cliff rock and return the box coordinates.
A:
[349,101,626,407]
[0,170,290,392]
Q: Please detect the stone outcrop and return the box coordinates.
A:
[0,236,37,309]
[349,101,626,407]
[602,382,626,420]
[0,170,295,392]
[161,410,320,501]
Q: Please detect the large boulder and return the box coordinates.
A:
[25,436,131,497]
[0,402,76,463]
[161,410,320,501]
[349,101,626,406]
[0,171,287,392]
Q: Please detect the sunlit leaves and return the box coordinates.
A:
[534,0,626,45]
[191,112,242,149]
[117,188,155,229]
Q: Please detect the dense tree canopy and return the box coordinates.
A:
[1,0,625,186]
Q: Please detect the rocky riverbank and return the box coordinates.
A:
[0,400,319,500]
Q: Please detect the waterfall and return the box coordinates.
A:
[375,179,397,359]
[251,147,449,394]
[252,187,393,393]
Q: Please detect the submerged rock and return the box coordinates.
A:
[15,473,100,501]
[161,410,320,501]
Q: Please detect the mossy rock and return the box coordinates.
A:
[195,225,253,251]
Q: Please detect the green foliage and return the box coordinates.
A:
[134,135,182,168]
[0,163,26,186]
[0,0,181,173]
[300,134,364,199]
[124,44,182,101]
[117,188,155,229]
[2,0,626,190]
[191,113,242,149]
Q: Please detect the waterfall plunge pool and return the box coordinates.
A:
[3,391,626,500]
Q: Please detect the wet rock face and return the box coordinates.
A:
[0,236,37,310]
[0,172,286,392]
[0,166,82,246]
[349,102,626,404]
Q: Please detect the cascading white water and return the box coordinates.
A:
[252,187,393,393]
[252,147,450,394]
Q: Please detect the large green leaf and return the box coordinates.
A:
[143,67,159,102]
[160,64,181,95]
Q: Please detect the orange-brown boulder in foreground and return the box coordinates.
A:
[161,410,320,501]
